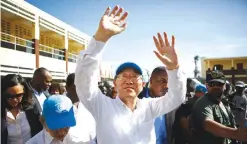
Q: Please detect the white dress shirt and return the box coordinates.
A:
[68,102,97,144]
[75,37,186,144]
[32,88,47,110]
[6,110,31,144]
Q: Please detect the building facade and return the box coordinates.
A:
[0,0,114,80]
[201,56,247,84]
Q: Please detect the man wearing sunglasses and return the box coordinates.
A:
[190,71,247,144]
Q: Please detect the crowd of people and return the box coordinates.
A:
[1,5,247,144]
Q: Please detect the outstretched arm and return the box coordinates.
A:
[74,6,129,114]
[149,32,186,118]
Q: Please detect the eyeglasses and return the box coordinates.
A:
[208,82,225,87]
[5,93,24,100]
[117,75,142,82]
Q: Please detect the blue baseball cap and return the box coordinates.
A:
[115,62,143,77]
[43,95,76,130]
[195,85,207,93]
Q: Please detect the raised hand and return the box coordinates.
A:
[94,6,128,42]
[153,32,179,70]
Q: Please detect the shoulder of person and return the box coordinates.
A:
[193,96,213,111]
[26,130,43,144]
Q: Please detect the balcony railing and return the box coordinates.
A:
[1,32,80,62]
[68,53,77,63]
[207,68,247,75]
[39,44,65,60]
[1,32,34,53]
[222,69,247,75]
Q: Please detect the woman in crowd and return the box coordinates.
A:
[1,74,43,144]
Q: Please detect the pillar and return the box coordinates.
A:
[64,30,68,74]
[33,15,40,68]
[231,67,235,85]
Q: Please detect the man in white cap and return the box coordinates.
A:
[75,5,186,144]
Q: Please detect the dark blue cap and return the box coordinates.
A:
[115,62,143,76]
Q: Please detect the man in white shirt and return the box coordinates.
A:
[75,5,186,144]
[26,95,76,144]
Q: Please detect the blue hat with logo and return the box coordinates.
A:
[43,95,76,130]
[195,85,207,93]
[115,62,143,77]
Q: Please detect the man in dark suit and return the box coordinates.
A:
[28,67,52,114]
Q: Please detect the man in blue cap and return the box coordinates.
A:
[26,95,77,144]
[75,5,186,144]
[187,84,207,105]
[195,84,207,97]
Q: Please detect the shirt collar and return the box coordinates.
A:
[115,96,140,111]
[29,83,44,95]
[6,109,22,121]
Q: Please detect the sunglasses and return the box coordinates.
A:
[5,93,24,100]
[208,82,225,87]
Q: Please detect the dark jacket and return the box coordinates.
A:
[30,90,50,114]
[1,105,43,144]
[1,84,50,144]
[27,82,50,114]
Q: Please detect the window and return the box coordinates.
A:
[236,63,243,70]
[213,64,223,71]
[1,20,11,41]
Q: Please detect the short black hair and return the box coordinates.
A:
[66,73,75,87]
[33,67,49,77]
[150,66,167,80]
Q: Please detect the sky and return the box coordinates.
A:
[26,0,247,77]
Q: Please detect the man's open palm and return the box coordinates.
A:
[98,6,128,38]
[153,32,179,70]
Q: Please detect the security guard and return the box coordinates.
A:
[189,71,247,144]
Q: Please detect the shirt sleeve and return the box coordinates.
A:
[74,37,108,117]
[193,102,214,129]
[148,68,187,119]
